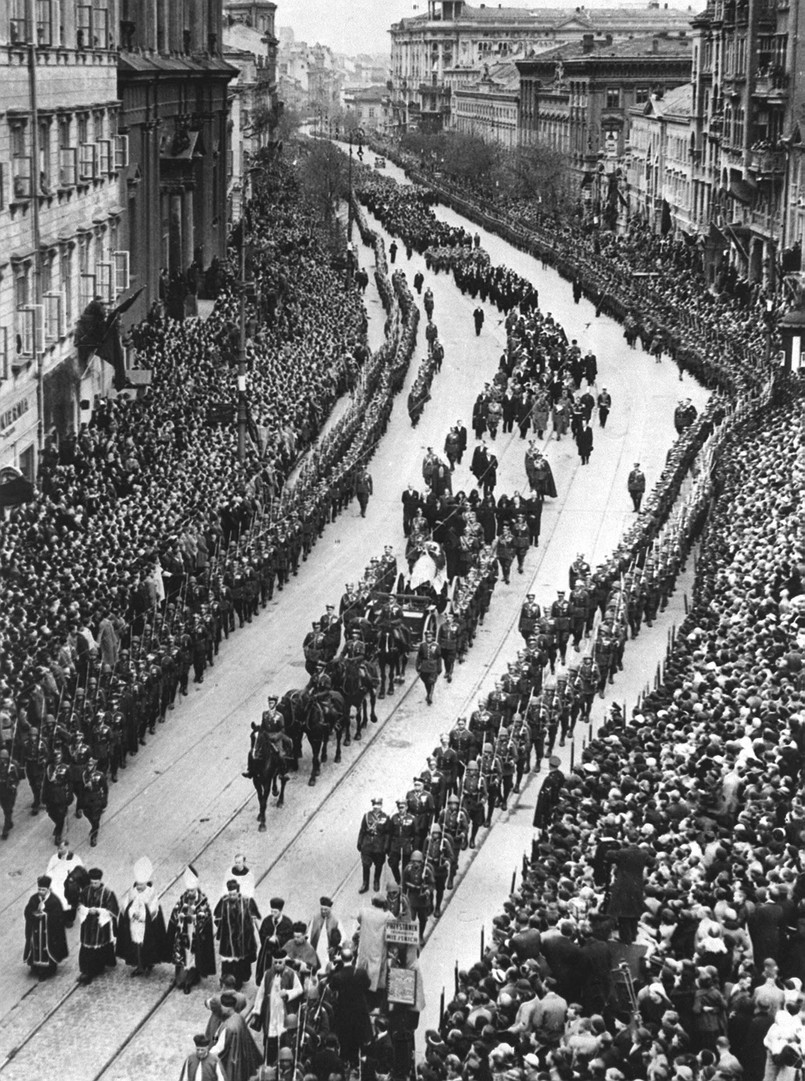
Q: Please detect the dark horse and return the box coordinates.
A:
[329,658,378,743]
[250,726,293,831]
[374,619,410,698]
[300,688,345,779]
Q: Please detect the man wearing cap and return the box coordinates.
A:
[357,797,390,894]
[282,921,319,973]
[406,776,435,851]
[80,753,108,847]
[308,896,344,969]
[416,629,442,706]
[627,463,646,513]
[166,867,217,993]
[256,898,295,983]
[179,1034,227,1081]
[532,757,565,835]
[209,990,262,1081]
[214,880,261,990]
[250,954,303,1061]
[77,866,119,985]
[23,874,69,979]
[387,799,417,885]
[117,857,168,976]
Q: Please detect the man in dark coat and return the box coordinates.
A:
[256,897,295,983]
[473,307,485,336]
[416,630,442,706]
[77,866,119,984]
[358,797,390,894]
[577,420,593,465]
[605,833,653,945]
[209,991,262,1081]
[627,463,646,512]
[533,756,565,832]
[541,919,584,1004]
[214,881,261,989]
[23,875,69,979]
[329,948,373,1065]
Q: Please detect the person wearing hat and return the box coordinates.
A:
[116,856,168,976]
[357,797,390,894]
[178,1034,227,1081]
[249,954,303,1061]
[214,879,261,990]
[627,463,646,513]
[532,756,565,835]
[308,896,344,970]
[415,628,442,706]
[256,898,295,984]
[388,796,418,885]
[23,873,69,980]
[79,752,108,848]
[76,866,119,985]
[402,850,435,941]
[166,866,217,993]
[354,465,373,518]
[282,921,319,973]
[209,989,262,1081]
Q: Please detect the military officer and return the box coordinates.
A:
[405,776,435,851]
[43,749,74,844]
[424,825,455,917]
[518,594,541,643]
[387,799,416,885]
[81,755,108,847]
[550,590,572,665]
[415,629,442,706]
[0,748,21,840]
[437,614,460,683]
[357,797,389,894]
[402,851,434,941]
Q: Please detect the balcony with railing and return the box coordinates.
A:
[747,146,786,175]
[753,68,789,101]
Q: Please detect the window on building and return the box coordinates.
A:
[10,0,29,42]
[606,88,621,109]
[77,113,88,144]
[39,119,52,194]
[10,123,32,200]
[37,0,55,44]
[635,87,649,105]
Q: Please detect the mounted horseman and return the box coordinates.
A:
[242,694,294,830]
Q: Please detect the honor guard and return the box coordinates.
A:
[387,799,416,885]
[424,824,455,916]
[357,797,390,894]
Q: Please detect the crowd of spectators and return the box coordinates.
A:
[0,155,421,834]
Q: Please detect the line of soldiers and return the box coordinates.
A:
[407,330,445,428]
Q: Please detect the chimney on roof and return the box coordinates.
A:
[582,32,595,53]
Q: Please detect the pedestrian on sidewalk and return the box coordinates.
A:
[355,467,373,518]
[597,388,612,428]
[413,271,424,295]
[627,463,646,512]
[389,241,398,264]
[473,307,485,336]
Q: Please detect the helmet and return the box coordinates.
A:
[467,761,480,771]
[410,851,424,862]
[447,795,460,805]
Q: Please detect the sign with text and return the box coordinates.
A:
[386,920,420,945]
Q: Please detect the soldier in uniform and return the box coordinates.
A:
[357,797,390,894]
[524,694,546,773]
[569,580,590,651]
[448,717,475,785]
[387,799,416,885]
[511,515,531,575]
[550,590,572,665]
[627,463,646,512]
[495,731,516,811]
[437,614,460,683]
[568,553,591,589]
[81,755,108,847]
[468,697,494,752]
[405,776,434,851]
[401,851,434,941]
[242,695,286,779]
[433,733,459,795]
[341,628,367,662]
[462,759,488,847]
[43,749,74,844]
[424,825,454,918]
[303,622,327,676]
[440,795,469,883]
[415,629,442,706]
[190,617,209,685]
[22,726,48,815]
[518,594,541,644]
[0,748,21,840]
[536,617,557,675]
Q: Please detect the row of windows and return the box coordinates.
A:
[4,230,129,372]
[8,0,112,50]
[6,114,127,203]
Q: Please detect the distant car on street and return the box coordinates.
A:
[374,157,386,170]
